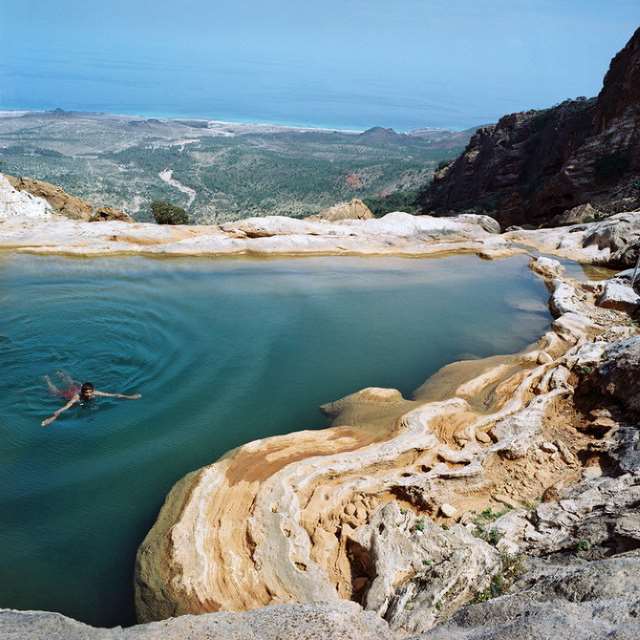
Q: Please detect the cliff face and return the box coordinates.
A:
[5,175,132,222]
[418,27,640,227]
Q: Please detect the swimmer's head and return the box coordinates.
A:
[80,382,95,400]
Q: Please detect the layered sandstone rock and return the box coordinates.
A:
[418,27,640,227]
[134,253,638,635]
[0,175,514,257]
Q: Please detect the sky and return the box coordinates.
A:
[1,0,639,130]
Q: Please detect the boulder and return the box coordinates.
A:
[90,207,133,223]
[453,213,501,234]
[551,202,601,226]
[4,174,132,223]
[582,212,640,267]
[597,280,640,311]
[0,174,51,219]
[348,502,499,634]
[309,198,374,221]
[6,175,93,220]
[529,256,564,279]
[418,552,640,640]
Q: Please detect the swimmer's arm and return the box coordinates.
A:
[94,391,142,400]
[41,395,79,427]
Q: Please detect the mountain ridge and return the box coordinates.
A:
[418,26,640,227]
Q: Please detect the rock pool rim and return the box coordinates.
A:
[133,242,638,630]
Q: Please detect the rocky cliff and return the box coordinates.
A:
[5,175,132,222]
[418,27,640,227]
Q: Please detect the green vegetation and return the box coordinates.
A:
[363,190,420,217]
[414,518,426,532]
[474,527,503,546]
[576,539,592,552]
[473,554,526,603]
[473,507,510,526]
[151,200,189,225]
[575,364,595,377]
[0,111,470,223]
[472,507,510,546]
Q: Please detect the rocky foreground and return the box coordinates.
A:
[1,176,640,638]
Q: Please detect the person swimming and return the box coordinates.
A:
[42,372,141,427]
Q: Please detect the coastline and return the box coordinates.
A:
[0,107,467,135]
[0,108,367,135]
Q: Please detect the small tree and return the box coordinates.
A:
[151,200,189,225]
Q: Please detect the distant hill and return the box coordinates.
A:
[0,113,472,222]
[357,126,407,144]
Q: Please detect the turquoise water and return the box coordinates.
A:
[0,254,551,627]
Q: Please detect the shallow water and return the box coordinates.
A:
[0,254,551,627]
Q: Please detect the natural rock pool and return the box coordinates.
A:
[0,253,552,627]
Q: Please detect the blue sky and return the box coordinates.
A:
[1,0,638,129]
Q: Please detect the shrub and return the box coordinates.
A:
[576,539,591,552]
[473,554,525,603]
[151,200,190,225]
[472,508,510,546]
[472,507,509,526]
[473,526,504,546]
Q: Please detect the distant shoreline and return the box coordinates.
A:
[0,107,465,135]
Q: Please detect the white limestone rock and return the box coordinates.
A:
[0,174,51,219]
[348,502,500,635]
[529,256,564,279]
[597,280,640,312]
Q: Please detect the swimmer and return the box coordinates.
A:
[42,372,141,427]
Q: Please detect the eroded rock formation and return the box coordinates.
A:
[134,242,639,635]
[418,27,640,227]
[422,552,640,640]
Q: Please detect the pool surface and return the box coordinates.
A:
[0,254,551,626]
